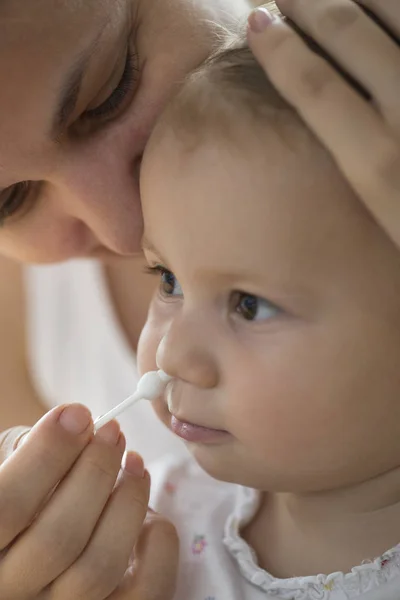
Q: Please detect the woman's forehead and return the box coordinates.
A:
[0,0,118,42]
[0,0,124,180]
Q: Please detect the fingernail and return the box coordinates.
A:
[248,7,274,33]
[59,404,92,435]
[124,451,145,478]
[96,420,121,445]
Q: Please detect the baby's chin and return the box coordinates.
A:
[187,443,261,487]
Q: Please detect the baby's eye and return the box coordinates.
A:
[160,269,183,297]
[231,292,279,322]
[0,181,31,225]
[146,266,183,298]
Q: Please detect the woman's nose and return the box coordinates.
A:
[54,126,145,255]
[156,314,219,389]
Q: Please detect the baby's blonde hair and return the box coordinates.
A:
[153,42,297,153]
[152,2,398,153]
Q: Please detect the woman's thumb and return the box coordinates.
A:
[126,512,179,600]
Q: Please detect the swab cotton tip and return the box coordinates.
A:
[135,370,171,398]
[158,369,173,384]
[94,370,172,432]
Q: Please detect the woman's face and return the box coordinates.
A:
[0,0,232,263]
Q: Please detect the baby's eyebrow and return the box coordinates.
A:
[141,236,157,254]
[141,236,168,264]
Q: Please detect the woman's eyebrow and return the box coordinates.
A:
[50,29,105,141]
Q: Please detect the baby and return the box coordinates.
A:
[137,23,400,600]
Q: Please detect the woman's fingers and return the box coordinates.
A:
[0,421,124,598]
[0,414,176,600]
[0,404,93,550]
[274,0,400,120]
[248,6,400,248]
[109,511,179,600]
[53,455,150,600]
[355,0,400,37]
[0,412,153,600]
[131,512,179,600]
[247,10,389,162]
[274,0,400,117]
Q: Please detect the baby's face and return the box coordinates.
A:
[139,122,400,493]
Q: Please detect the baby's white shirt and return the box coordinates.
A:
[149,455,400,600]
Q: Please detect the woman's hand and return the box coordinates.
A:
[108,510,179,600]
[0,406,178,600]
[248,0,400,247]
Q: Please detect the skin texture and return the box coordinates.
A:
[138,110,400,576]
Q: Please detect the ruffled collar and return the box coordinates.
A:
[223,486,400,599]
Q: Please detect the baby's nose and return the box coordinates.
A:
[156,326,218,389]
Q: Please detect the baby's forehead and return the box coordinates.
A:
[141,42,398,296]
[145,123,367,265]
[146,107,347,216]
[142,115,400,328]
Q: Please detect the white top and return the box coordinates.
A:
[24,259,188,465]
[150,455,400,600]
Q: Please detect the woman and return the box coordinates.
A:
[0,0,398,598]
[0,3,248,598]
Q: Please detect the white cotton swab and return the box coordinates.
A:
[94,370,172,432]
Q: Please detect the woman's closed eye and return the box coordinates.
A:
[0,43,140,226]
[0,182,32,227]
[231,292,280,322]
[81,46,139,123]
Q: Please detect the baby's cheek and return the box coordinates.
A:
[151,397,171,429]
[228,379,310,466]
[137,319,160,376]
[137,298,172,375]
